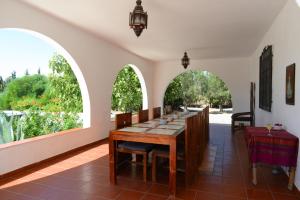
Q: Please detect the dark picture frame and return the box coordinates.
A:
[286,63,296,105]
[259,45,273,112]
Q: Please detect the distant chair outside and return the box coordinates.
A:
[231,82,255,133]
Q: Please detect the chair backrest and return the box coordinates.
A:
[185,107,210,185]
[115,112,132,129]
[184,114,197,185]
[164,105,173,114]
[250,82,256,125]
[138,109,149,123]
[152,107,161,119]
[203,106,209,143]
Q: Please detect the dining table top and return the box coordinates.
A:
[113,112,198,137]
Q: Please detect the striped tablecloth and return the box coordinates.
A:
[245,127,299,167]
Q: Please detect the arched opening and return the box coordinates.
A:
[111,64,148,119]
[0,28,90,144]
[13,28,91,128]
[163,70,232,124]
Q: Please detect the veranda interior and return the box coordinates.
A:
[1,0,300,199]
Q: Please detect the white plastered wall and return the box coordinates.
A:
[249,0,300,188]
[153,58,251,114]
[0,0,154,175]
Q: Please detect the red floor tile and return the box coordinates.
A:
[272,193,300,200]
[116,189,145,200]
[148,184,169,196]
[195,191,221,200]
[142,194,168,200]
[246,188,273,200]
[1,124,300,200]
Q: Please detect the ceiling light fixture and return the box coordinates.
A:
[129,0,148,37]
[296,0,300,7]
[181,52,190,69]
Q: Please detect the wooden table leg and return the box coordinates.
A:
[288,167,296,190]
[169,137,177,198]
[109,135,117,184]
[252,163,257,185]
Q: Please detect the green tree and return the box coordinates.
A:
[0,74,48,110]
[164,71,205,109]
[0,76,4,92]
[206,73,231,109]
[47,54,82,113]
[164,77,183,109]
[164,71,231,110]
[25,69,29,76]
[194,71,209,96]
[12,71,16,79]
[20,107,82,139]
[0,54,83,141]
[4,71,17,86]
[111,66,142,112]
[180,71,202,107]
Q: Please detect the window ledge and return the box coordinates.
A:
[0,128,85,150]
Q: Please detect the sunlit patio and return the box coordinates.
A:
[0,124,299,200]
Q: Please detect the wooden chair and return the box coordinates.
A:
[151,108,210,185]
[231,82,255,133]
[138,109,149,123]
[115,112,153,182]
[184,110,209,185]
[203,106,210,144]
[152,107,161,119]
[164,105,173,114]
[151,115,192,184]
[151,112,207,185]
[115,112,132,129]
[231,112,253,132]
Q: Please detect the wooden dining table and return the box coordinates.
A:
[109,114,194,198]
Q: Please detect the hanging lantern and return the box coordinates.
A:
[181,52,190,69]
[129,0,148,37]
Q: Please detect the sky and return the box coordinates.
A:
[0,29,56,80]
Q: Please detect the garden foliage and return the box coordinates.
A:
[111,66,142,113]
[164,71,231,109]
[0,54,83,144]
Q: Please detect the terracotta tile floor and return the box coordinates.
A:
[0,124,299,200]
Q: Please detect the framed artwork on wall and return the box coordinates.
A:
[286,63,296,105]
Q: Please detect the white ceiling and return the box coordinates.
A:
[21,0,287,61]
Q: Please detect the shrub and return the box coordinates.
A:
[21,107,82,139]
[111,66,142,113]
[0,112,24,144]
